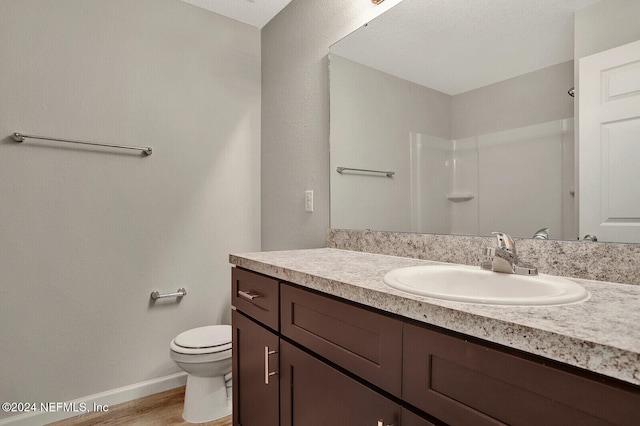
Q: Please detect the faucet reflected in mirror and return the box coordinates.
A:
[533,228,550,240]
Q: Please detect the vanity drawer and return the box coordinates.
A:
[280,283,403,397]
[403,323,640,426]
[232,267,279,331]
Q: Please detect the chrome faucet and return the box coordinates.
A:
[481,232,538,275]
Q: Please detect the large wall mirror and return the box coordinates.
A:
[329,0,640,243]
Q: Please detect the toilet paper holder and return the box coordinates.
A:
[150,288,187,300]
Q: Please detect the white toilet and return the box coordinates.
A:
[170,325,232,423]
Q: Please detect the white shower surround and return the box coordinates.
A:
[410,119,575,240]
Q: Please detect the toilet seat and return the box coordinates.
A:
[171,325,232,355]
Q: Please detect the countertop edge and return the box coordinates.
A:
[229,250,640,386]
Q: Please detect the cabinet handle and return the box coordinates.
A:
[238,290,261,301]
[264,346,278,385]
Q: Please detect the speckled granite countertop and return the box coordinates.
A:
[230,248,640,386]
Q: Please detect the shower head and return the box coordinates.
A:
[568,87,575,97]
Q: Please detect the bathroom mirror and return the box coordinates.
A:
[329,0,640,243]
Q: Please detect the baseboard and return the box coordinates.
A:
[0,372,187,426]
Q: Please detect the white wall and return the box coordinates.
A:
[0,0,260,422]
[261,0,402,250]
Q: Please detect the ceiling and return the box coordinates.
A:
[180,0,293,28]
[331,0,601,95]
[181,0,602,94]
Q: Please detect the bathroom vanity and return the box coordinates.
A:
[230,248,640,426]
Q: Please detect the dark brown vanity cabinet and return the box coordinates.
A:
[402,409,438,426]
[279,282,409,426]
[280,340,402,426]
[232,269,413,426]
[280,283,403,397]
[232,310,279,426]
[231,267,279,331]
[232,267,640,426]
[403,323,640,426]
[231,268,280,426]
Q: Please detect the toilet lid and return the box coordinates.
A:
[174,325,231,350]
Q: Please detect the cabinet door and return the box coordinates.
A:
[403,323,640,426]
[280,340,401,426]
[232,310,279,426]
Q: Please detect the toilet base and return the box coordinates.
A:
[183,374,231,423]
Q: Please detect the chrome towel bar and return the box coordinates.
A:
[12,132,152,156]
[150,288,187,300]
[336,166,394,177]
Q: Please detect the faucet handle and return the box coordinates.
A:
[533,228,549,239]
[492,232,516,254]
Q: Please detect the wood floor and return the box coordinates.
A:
[48,386,232,426]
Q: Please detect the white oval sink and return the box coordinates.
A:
[383,264,589,306]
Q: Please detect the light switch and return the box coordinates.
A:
[305,190,314,212]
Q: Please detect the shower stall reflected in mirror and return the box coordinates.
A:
[409,119,576,240]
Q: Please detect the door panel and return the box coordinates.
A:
[403,323,640,426]
[579,39,640,242]
[232,310,279,426]
[280,340,401,426]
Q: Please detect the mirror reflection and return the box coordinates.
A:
[329,0,640,243]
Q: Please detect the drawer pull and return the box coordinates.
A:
[238,290,261,301]
[264,346,278,385]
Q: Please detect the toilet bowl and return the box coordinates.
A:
[170,325,232,423]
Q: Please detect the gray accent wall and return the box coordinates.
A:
[261,0,396,250]
[574,0,640,60]
[451,61,575,139]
